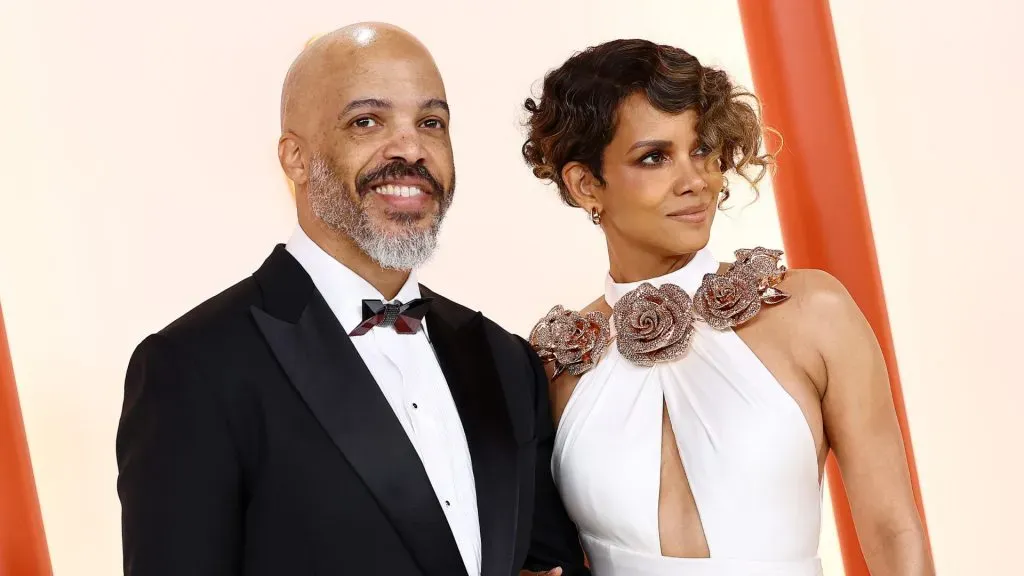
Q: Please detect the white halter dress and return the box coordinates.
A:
[549,248,823,575]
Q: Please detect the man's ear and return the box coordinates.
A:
[278,132,309,186]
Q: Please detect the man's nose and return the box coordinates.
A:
[382,125,426,164]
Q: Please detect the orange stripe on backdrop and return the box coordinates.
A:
[736,1,931,574]
[0,302,52,575]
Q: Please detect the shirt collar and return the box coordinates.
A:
[285,226,424,335]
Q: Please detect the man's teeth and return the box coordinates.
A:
[373,185,425,198]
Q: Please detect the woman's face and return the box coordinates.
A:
[576,93,725,264]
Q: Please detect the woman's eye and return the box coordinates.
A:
[692,144,712,157]
[640,151,667,165]
[352,117,378,128]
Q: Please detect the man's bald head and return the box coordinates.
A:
[277,23,455,272]
[280,23,441,137]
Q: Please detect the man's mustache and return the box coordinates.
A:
[356,160,445,198]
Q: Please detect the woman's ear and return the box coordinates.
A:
[561,161,602,212]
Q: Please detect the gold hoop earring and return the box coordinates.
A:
[590,207,602,225]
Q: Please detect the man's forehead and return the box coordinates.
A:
[331,59,446,103]
[336,53,442,82]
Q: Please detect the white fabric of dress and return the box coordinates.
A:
[551,248,823,576]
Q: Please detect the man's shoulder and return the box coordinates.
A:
[155,275,264,351]
[422,286,530,355]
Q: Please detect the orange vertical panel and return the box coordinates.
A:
[736,1,931,574]
[0,302,52,575]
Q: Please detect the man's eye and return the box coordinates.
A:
[421,118,445,129]
[352,117,378,128]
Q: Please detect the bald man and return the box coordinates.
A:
[115,23,587,576]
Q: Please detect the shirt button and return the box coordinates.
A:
[412,403,418,409]
[445,500,451,507]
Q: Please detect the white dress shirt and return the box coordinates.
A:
[286,226,482,576]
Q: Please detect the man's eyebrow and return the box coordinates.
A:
[421,98,449,113]
[340,98,392,116]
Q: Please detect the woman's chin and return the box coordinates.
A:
[664,230,712,255]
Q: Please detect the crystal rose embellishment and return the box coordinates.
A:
[733,247,790,304]
[532,247,791,372]
[613,283,695,367]
[692,272,761,330]
[694,246,790,329]
[529,305,610,378]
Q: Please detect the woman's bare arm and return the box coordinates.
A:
[796,270,934,575]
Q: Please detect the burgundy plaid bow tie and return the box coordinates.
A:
[348,298,432,336]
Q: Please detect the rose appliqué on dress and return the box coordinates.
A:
[530,247,791,374]
[733,247,790,304]
[529,305,610,379]
[612,283,695,367]
[693,246,791,330]
[691,272,760,330]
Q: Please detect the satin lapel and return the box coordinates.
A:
[424,294,519,576]
[251,257,467,576]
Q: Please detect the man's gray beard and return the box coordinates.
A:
[306,155,451,271]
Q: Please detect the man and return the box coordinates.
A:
[116,23,587,576]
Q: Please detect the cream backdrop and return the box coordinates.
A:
[829,1,1022,573]
[0,0,1017,574]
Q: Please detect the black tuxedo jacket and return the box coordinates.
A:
[116,246,588,576]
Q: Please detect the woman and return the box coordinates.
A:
[522,39,933,576]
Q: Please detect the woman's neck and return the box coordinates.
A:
[606,240,698,284]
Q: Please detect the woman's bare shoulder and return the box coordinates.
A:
[780,268,857,316]
[714,248,860,341]
[770,268,869,354]
[715,247,855,321]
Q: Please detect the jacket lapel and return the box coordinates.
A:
[423,288,520,576]
[250,247,467,576]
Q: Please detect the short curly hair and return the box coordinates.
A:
[522,39,775,207]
